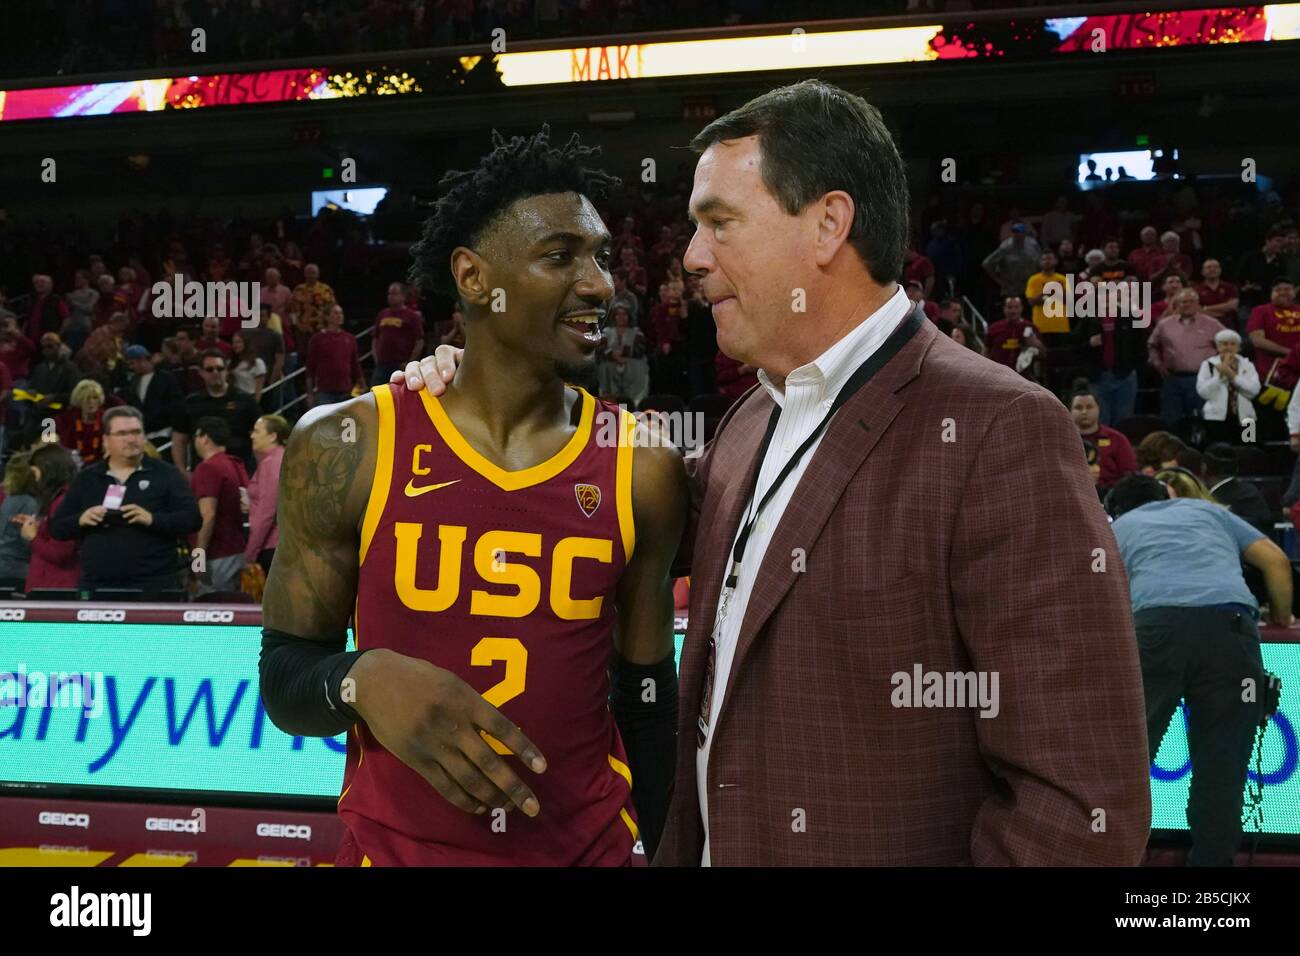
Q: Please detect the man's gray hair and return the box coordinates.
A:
[1214,329,1241,346]
[103,406,144,430]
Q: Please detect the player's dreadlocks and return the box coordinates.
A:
[408,125,622,299]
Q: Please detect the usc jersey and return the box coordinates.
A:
[336,383,640,866]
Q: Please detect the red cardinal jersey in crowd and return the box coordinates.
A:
[336,383,640,866]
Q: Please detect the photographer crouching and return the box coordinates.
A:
[1108,473,1291,865]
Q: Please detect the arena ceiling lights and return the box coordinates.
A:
[2,4,1299,122]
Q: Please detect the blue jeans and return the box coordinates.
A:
[1091,370,1137,427]
[1160,372,1203,428]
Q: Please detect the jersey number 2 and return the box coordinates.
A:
[471,637,527,755]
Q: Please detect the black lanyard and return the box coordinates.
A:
[725,310,922,589]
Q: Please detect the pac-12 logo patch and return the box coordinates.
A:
[575,483,601,517]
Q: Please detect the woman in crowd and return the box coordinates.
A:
[1197,329,1261,447]
[245,414,289,576]
[1136,430,1187,475]
[597,304,649,406]
[0,453,38,589]
[16,443,79,591]
[56,378,107,465]
[230,332,268,402]
[1154,466,1217,503]
[950,322,986,356]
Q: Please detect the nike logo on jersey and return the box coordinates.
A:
[404,478,461,497]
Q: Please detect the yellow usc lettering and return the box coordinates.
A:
[393,522,612,619]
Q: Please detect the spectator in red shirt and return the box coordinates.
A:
[190,415,250,596]
[371,282,425,385]
[306,305,364,407]
[1126,226,1162,280]
[27,274,69,342]
[902,247,935,299]
[1149,273,1186,326]
[1247,278,1300,381]
[1147,231,1194,287]
[1194,258,1239,323]
[172,326,205,394]
[244,414,288,576]
[16,442,80,591]
[1070,384,1137,490]
[0,314,37,384]
[56,379,107,465]
[92,275,131,330]
[196,316,234,359]
[714,351,758,399]
[985,295,1046,381]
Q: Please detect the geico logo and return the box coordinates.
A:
[0,608,25,621]
[183,609,234,623]
[77,609,126,622]
[394,523,614,619]
[38,812,91,829]
[145,817,201,833]
[255,823,312,840]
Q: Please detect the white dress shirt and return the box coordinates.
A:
[697,284,911,865]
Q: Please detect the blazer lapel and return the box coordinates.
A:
[714,309,936,720]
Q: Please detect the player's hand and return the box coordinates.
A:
[391,346,461,396]
[121,504,153,526]
[79,506,108,527]
[349,649,547,817]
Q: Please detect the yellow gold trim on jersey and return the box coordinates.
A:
[607,753,632,789]
[361,855,372,867]
[615,407,636,564]
[418,387,595,491]
[619,807,640,841]
[359,384,396,564]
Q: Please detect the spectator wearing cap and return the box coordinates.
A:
[1069,383,1137,490]
[981,223,1042,300]
[190,416,250,596]
[26,275,69,342]
[1196,329,1260,447]
[371,282,425,386]
[1148,288,1224,428]
[1246,278,1300,382]
[51,406,201,593]
[244,414,288,576]
[1202,443,1273,535]
[116,344,182,442]
[1194,259,1239,323]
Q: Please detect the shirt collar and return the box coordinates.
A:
[757,285,911,408]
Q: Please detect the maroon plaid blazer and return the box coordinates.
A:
[655,309,1151,866]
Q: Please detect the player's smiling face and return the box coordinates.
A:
[474,192,613,375]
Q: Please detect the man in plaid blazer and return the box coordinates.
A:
[654,82,1151,866]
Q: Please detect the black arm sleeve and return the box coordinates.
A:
[259,628,372,737]
[610,652,678,862]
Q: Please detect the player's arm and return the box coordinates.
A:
[259,393,549,817]
[611,424,688,861]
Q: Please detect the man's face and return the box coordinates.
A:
[906,283,923,303]
[98,276,114,293]
[1058,240,1074,259]
[176,332,194,355]
[1202,259,1221,281]
[130,356,153,376]
[305,264,320,283]
[1161,234,1179,253]
[1041,252,1057,273]
[387,284,404,307]
[1002,297,1023,321]
[1176,290,1199,317]
[201,355,227,392]
[202,317,220,338]
[265,268,280,286]
[1163,276,1184,299]
[326,305,344,328]
[1266,236,1284,255]
[1140,226,1157,246]
[33,275,51,295]
[1274,283,1297,308]
[1071,395,1099,432]
[40,337,59,358]
[467,192,612,378]
[251,418,274,453]
[104,416,144,461]
[940,302,961,323]
[1104,241,1120,261]
[684,135,826,371]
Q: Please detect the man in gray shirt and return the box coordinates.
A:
[1109,474,1291,865]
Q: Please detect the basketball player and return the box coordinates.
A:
[259,128,686,866]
